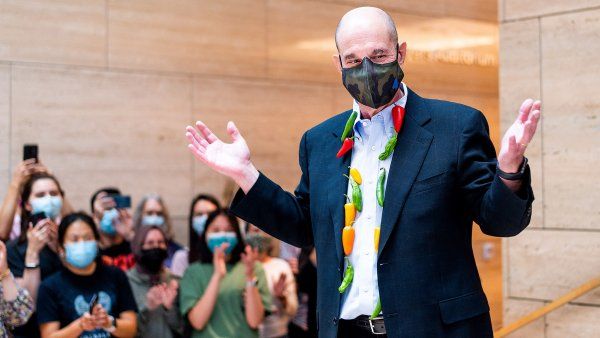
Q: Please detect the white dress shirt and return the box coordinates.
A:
[340,82,408,320]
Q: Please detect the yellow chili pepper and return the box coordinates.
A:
[344,203,356,227]
[342,226,355,256]
[349,167,362,185]
[374,227,381,252]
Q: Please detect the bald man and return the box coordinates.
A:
[186,7,540,338]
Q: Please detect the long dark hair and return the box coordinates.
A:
[58,212,101,246]
[19,173,65,243]
[187,194,220,259]
[189,209,244,265]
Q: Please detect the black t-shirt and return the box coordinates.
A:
[37,264,138,338]
[6,240,62,338]
[99,240,135,271]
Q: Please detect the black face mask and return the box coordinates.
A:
[139,248,168,275]
[340,45,404,109]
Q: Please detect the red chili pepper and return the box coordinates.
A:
[392,106,405,133]
[336,138,354,158]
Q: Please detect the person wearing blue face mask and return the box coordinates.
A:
[5,173,68,338]
[36,212,138,338]
[133,195,185,270]
[170,194,220,278]
[179,209,272,338]
[90,188,135,272]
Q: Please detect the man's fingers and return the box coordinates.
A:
[196,121,219,143]
[187,144,209,164]
[517,98,534,123]
[227,121,243,142]
[186,125,208,145]
[186,132,207,153]
[520,109,540,145]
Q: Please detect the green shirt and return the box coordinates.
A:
[179,261,272,338]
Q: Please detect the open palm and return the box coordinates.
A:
[498,98,541,172]
[186,121,251,179]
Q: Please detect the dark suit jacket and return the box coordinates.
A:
[231,88,534,338]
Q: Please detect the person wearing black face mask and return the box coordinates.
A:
[185,6,540,338]
[126,226,183,338]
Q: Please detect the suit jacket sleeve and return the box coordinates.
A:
[458,109,534,237]
[230,132,313,247]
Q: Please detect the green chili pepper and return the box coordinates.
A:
[350,178,362,212]
[340,111,358,142]
[370,298,382,319]
[338,258,354,293]
[376,168,386,207]
[378,134,397,161]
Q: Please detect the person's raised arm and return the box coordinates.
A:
[0,160,47,240]
[186,244,228,330]
[241,246,264,329]
[186,121,259,194]
[15,219,52,303]
[186,121,314,248]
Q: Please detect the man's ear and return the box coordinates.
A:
[332,54,342,73]
[398,42,407,66]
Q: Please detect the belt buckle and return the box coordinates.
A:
[368,316,386,335]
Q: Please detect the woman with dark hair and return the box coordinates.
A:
[170,194,220,277]
[36,212,138,338]
[0,160,72,241]
[132,194,184,269]
[6,173,67,338]
[126,225,183,337]
[179,209,271,338]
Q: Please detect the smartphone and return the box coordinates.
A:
[30,212,47,226]
[113,195,131,209]
[23,144,38,162]
[88,294,98,312]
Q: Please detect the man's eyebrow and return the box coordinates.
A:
[372,48,387,55]
[344,53,357,60]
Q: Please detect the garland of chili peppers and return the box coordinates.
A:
[335,105,406,319]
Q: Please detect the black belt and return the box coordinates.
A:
[340,315,386,335]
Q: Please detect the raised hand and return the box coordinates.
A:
[212,243,228,280]
[161,280,179,310]
[185,121,259,193]
[273,272,287,299]
[240,245,259,279]
[146,285,163,311]
[26,220,50,255]
[498,99,542,173]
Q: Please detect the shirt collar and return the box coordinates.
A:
[352,82,408,139]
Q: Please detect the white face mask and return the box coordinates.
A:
[142,215,165,227]
[31,195,63,219]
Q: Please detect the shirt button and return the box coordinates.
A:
[367,215,372,220]
[371,146,376,151]
[364,251,370,256]
[362,121,368,126]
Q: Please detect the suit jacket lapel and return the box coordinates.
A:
[378,89,433,257]
[327,115,353,266]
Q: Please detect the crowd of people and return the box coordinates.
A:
[0,159,317,338]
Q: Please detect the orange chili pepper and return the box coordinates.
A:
[344,203,356,227]
[342,226,355,256]
[374,227,381,252]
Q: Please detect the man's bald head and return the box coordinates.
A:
[335,7,398,52]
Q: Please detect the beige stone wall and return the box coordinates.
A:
[499,0,600,336]
[0,0,503,327]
